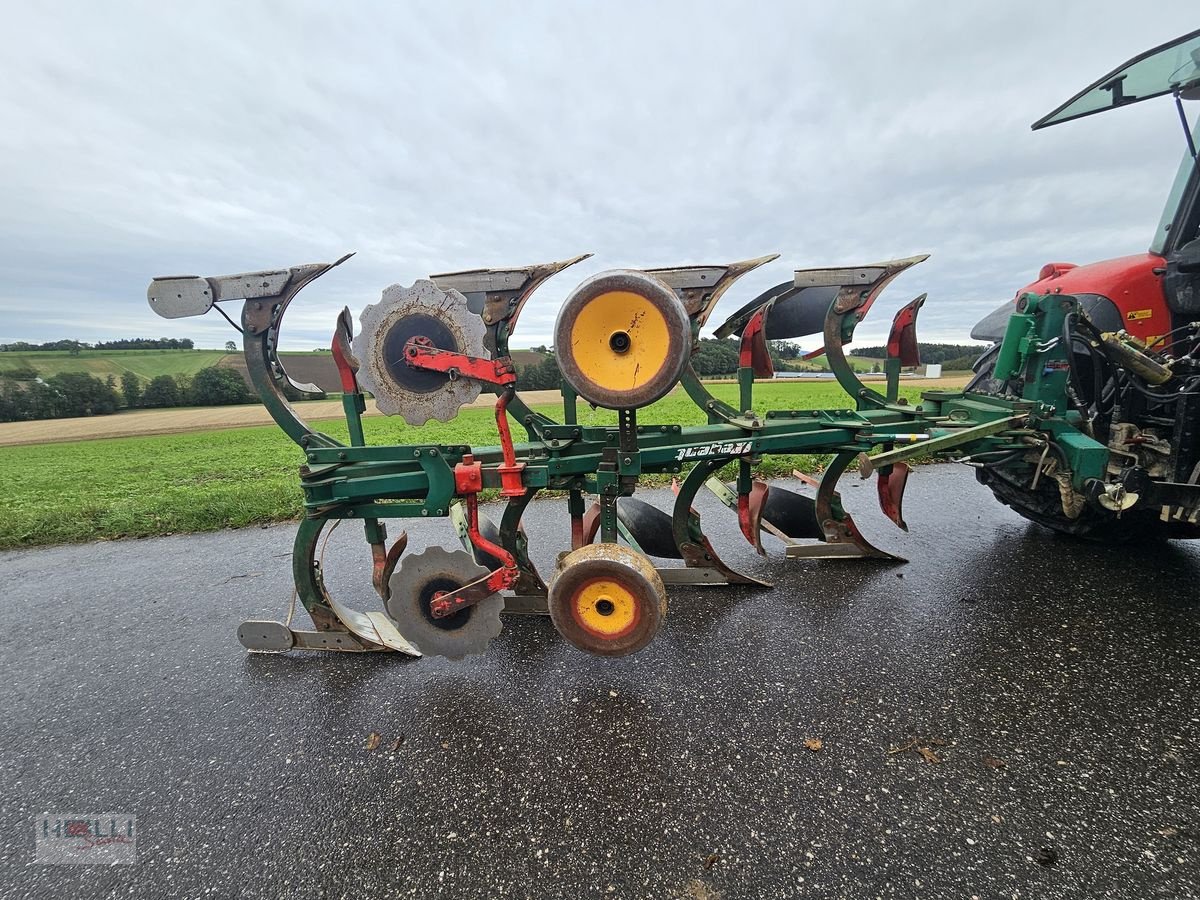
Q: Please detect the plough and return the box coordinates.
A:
[148,251,1100,660]
[145,29,1200,660]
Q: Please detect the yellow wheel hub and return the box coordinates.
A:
[572,578,639,637]
[554,270,690,409]
[569,290,671,394]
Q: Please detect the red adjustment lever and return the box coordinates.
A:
[403,337,517,386]
[493,389,526,498]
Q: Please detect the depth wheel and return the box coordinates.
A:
[548,543,666,656]
[554,270,690,409]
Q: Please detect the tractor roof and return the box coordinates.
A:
[1033,28,1200,130]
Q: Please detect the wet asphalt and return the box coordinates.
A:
[0,464,1198,899]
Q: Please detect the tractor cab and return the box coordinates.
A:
[974,29,1200,342]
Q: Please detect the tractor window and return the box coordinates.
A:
[1152,115,1200,255]
[1034,29,1200,129]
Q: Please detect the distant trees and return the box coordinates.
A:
[140,375,182,409]
[51,372,120,416]
[0,365,259,422]
[691,338,740,376]
[225,341,238,353]
[848,343,988,364]
[0,372,120,422]
[511,337,812,388]
[0,337,196,351]
[771,340,802,360]
[188,367,254,405]
[517,354,562,391]
[120,371,142,408]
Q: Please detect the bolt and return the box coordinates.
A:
[337,451,347,460]
[623,457,632,465]
[421,509,429,516]
[413,450,421,457]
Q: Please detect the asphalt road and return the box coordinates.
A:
[1,465,1197,898]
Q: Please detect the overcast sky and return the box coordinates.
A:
[2,1,1198,351]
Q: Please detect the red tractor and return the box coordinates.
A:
[969,28,1200,539]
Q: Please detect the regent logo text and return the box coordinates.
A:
[674,440,751,462]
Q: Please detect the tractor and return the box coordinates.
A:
[969,27,1200,539]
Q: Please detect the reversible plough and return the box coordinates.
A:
[141,32,1200,659]
[146,253,1123,659]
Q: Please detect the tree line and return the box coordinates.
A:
[0,367,256,423]
[515,338,807,390]
[849,343,987,364]
[0,338,196,352]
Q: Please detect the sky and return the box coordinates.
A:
[2,1,1198,351]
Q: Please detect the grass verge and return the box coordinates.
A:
[0,381,931,550]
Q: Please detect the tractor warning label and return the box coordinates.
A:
[675,440,752,461]
[1126,309,1154,321]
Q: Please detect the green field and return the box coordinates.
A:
[785,354,884,373]
[0,348,234,380]
[0,347,334,382]
[0,381,930,550]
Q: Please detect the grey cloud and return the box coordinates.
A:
[1,0,1197,351]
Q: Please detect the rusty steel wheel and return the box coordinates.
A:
[553,270,690,409]
[548,543,667,656]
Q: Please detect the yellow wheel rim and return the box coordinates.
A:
[572,578,639,638]
[568,290,671,393]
